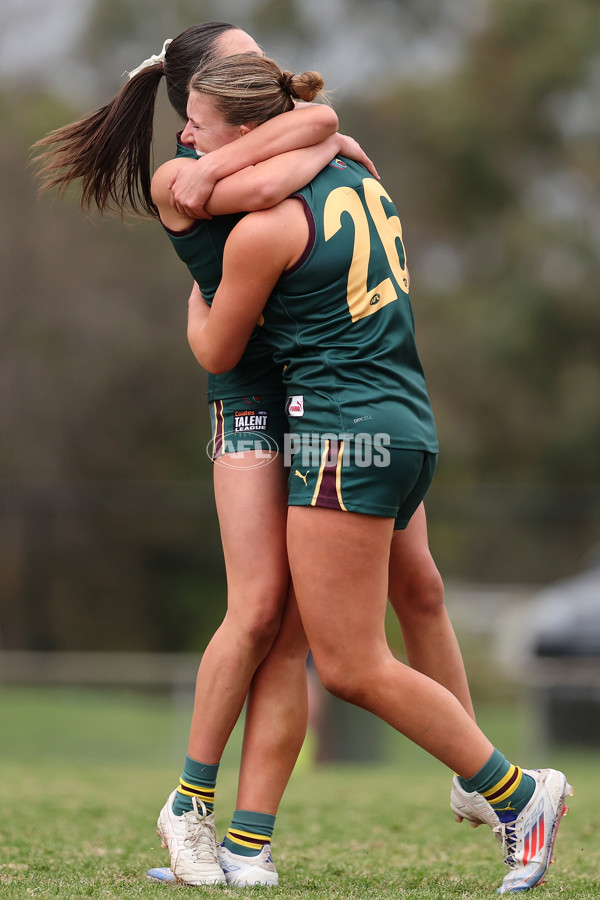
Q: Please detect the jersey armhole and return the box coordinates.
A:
[284,195,315,275]
[161,219,204,237]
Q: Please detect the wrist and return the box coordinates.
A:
[328,133,343,156]
[204,143,239,182]
[199,151,221,185]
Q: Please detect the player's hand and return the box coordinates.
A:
[337,134,380,180]
[168,163,214,220]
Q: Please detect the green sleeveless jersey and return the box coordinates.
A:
[261,157,438,451]
[162,136,282,401]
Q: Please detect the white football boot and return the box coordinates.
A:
[218,842,279,886]
[451,775,501,828]
[496,768,573,894]
[156,790,225,885]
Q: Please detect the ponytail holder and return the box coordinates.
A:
[126,38,173,80]
[280,71,294,95]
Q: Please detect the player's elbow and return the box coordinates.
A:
[315,104,338,136]
[206,355,236,375]
[190,347,230,375]
[187,328,237,375]
[195,353,222,375]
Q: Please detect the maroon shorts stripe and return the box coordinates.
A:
[212,400,225,460]
[311,440,346,511]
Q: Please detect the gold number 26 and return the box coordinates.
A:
[323,178,409,323]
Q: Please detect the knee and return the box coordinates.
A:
[315,658,370,707]
[225,587,286,655]
[390,559,445,619]
[244,603,283,652]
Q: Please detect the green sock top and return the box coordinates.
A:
[223,809,276,858]
[172,755,219,817]
[459,748,535,820]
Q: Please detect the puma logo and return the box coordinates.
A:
[495,802,516,814]
[294,469,310,486]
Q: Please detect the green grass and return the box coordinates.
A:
[0,686,598,898]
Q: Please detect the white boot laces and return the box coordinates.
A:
[499,819,518,867]
[184,798,219,863]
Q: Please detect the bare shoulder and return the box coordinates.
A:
[151,158,195,202]
[216,199,307,310]
[151,159,197,230]
[230,197,307,257]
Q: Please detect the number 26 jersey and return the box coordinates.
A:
[261,156,438,452]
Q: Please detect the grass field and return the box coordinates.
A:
[0,686,598,899]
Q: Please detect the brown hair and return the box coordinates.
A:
[30,23,242,218]
[189,53,327,127]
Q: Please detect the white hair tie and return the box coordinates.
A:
[126,38,173,80]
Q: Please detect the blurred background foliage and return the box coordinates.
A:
[1,0,599,652]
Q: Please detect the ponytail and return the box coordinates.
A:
[279,69,325,104]
[31,62,164,217]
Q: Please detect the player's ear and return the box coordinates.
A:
[239,123,258,136]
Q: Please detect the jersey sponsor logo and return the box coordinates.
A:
[286,395,304,417]
[233,410,268,433]
[328,158,347,170]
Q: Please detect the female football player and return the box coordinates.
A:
[182,52,572,895]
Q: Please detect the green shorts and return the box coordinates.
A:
[208,393,287,461]
[285,433,436,529]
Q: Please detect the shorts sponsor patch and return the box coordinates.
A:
[286,395,304,417]
[233,410,269,433]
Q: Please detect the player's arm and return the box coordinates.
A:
[153,132,379,230]
[151,138,339,230]
[204,132,379,216]
[151,159,204,231]
[168,104,338,217]
[187,201,302,373]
